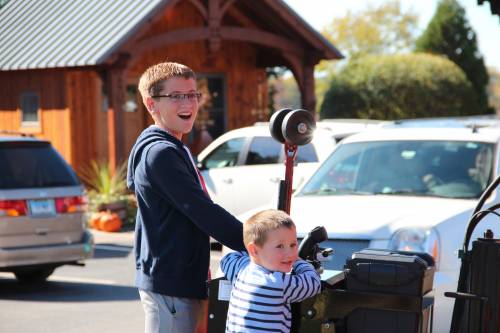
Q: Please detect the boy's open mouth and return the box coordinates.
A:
[178,113,191,120]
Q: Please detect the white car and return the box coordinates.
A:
[197,120,385,216]
[236,120,500,332]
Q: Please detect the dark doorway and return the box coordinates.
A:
[196,74,227,140]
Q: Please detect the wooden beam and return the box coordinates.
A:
[208,0,222,54]
[130,28,210,57]
[188,0,208,22]
[106,54,129,172]
[130,26,305,58]
[220,0,237,17]
[220,27,305,57]
[301,64,316,114]
[281,53,317,115]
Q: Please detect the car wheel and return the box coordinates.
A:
[13,267,55,284]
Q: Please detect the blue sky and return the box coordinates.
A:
[284,0,500,71]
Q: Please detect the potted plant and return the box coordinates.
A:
[80,160,136,230]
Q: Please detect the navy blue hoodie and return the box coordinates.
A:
[127,126,244,298]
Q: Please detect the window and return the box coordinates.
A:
[296,143,318,163]
[123,85,138,112]
[0,142,79,189]
[20,92,39,125]
[203,137,245,169]
[196,75,226,139]
[245,137,281,165]
[300,140,494,199]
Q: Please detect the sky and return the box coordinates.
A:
[283,0,500,71]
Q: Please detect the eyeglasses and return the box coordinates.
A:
[151,92,202,102]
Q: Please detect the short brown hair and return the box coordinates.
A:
[138,62,196,103]
[243,209,295,247]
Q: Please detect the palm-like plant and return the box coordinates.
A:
[79,160,134,224]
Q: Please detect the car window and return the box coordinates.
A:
[300,140,494,199]
[245,137,281,165]
[203,137,245,169]
[296,142,318,163]
[0,142,80,189]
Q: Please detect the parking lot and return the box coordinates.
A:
[0,229,222,333]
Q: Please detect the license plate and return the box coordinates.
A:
[28,199,56,217]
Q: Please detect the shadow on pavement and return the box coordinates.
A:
[0,278,139,302]
[92,244,133,259]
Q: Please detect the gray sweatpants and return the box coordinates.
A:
[139,289,204,333]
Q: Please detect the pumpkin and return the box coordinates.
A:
[88,212,105,230]
[98,211,122,232]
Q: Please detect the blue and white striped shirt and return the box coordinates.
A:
[220,251,321,333]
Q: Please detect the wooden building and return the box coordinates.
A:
[0,0,342,172]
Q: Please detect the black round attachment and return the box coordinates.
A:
[281,109,316,146]
[269,108,292,143]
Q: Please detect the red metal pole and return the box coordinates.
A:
[283,144,298,214]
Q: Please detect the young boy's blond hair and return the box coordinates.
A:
[138,62,196,104]
[243,209,295,247]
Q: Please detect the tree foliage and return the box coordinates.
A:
[320,53,479,120]
[315,0,419,111]
[322,0,419,59]
[415,0,490,113]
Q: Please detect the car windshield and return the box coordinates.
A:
[299,140,494,199]
[0,142,80,189]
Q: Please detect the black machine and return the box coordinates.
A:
[207,109,435,333]
[445,174,500,333]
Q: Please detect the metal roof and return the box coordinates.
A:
[0,0,341,71]
[0,0,166,70]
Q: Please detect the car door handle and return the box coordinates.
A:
[222,178,233,184]
[270,177,281,183]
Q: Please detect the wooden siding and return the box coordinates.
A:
[65,70,104,173]
[0,69,72,162]
[0,0,290,171]
[122,83,149,158]
[125,0,269,148]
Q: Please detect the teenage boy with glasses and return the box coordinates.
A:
[127,61,245,333]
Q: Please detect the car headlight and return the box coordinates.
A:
[388,227,440,268]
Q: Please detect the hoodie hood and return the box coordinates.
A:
[127,126,183,191]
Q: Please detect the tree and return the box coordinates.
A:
[321,0,419,59]
[415,0,491,113]
[320,53,479,120]
[315,0,419,111]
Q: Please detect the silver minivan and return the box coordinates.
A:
[0,135,93,283]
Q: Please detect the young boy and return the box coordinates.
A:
[220,209,322,333]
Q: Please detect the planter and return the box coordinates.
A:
[97,201,127,220]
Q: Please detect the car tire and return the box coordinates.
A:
[13,267,55,284]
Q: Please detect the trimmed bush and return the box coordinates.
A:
[320,53,479,120]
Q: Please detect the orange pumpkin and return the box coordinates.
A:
[98,212,122,232]
[88,212,105,230]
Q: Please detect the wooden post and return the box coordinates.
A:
[106,54,129,172]
[301,64,316,115]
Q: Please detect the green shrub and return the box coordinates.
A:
[320,53,479,120]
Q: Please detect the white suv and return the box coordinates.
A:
[236,117,500,332]
[291,122,500,332]
[197,120,385,216]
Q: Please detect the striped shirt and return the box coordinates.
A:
[220,251,321,333]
